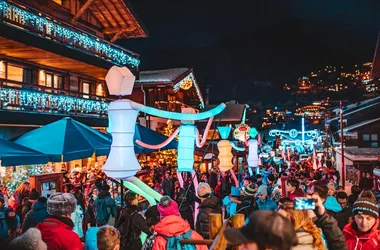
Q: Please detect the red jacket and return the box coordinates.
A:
[152,215,207,250]
[36,217,82,250]
[343,219,380,250]
[288,188,305,201]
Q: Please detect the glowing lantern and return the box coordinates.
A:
[217,126,245,172]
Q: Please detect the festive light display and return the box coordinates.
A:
[0,1,139,67]
[246,128,259,176]
[0,87,109,114]
[172,72,204,108]
[233,124,251,142]
[217,126,245,172]
[6,165,47,195]
[269,129,319,139]
[122,181,156,206]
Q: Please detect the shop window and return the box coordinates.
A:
[7,65,23,82]
[82,82,90,99]
[95,83,104,97]
[362,134,370,141]
[371,142,378,148]
[371,134,378,141]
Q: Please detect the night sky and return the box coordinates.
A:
[119,0,380,104]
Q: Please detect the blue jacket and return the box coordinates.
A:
[22,201,49,233]
[0,207,19,240]
[257,197,277,211]
[85,227,100,250]
[324,196,342,213]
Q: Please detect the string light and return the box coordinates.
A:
[0,1,139,68]
[6,165,45,195]
[173,73,205,109]
[0,87,109,114]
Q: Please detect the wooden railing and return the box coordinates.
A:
[0,0,139,68]
[0,79,111,116]
[180,213,245,250]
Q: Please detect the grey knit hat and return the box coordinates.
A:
[47,192,77,216]
[197,182,212,198]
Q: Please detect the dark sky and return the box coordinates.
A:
[119,0,380,103]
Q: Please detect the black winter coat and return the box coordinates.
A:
[315,212,348,250]
[22,201,49,233]
[335,206,353,230]
[161,178,174,197]
[196,196,222,239]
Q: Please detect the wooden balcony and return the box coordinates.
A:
[0,0,139,68]
[0,78,111,116]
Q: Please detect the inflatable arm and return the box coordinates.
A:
[131,102,226,121]
[124,176,162,202]
[230,141,246,152]
[229,169,239,188]
[195,117,214,148]
[136,127,180,150]
[122,181,156,206]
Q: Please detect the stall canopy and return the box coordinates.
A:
[0,138,49,166]
[15,117,110,162]
[133,123,178,154]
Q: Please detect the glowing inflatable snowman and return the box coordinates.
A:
[246,128,259,175]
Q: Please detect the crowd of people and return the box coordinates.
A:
[0,157,378,250]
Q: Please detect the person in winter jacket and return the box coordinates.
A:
[8,228,47,250]
[20,188,40,225]
[343,197,380,250]
[71,198,84,238]
[161,172,174,198]
[13,181,30,211]
[0,197,19,245]
[287,179,305,201]
[256,185,277,211]
[22,197,49,233]
[307,193,348,250]
[152,196,207,250]
[223,187,242,218]
[94,184,117,226]
[286,209,326,250]
[36,192,82,250]
[335,191,353,230]
[196,182,222,239]
[116,194,151,250]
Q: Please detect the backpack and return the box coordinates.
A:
[116,208,137,248]
[95,198,110,226]
[161,229,196,250]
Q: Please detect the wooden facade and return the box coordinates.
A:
[0,0,145,130]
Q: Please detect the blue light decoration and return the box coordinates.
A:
[217,126,245,172]
[247,128,259,176]
[172,72,205,109]
[0,1,139,68]
[0,87,109,114]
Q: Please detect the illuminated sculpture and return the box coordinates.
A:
[217,126,245,172]
[136,112,222,172]
[246,128,259,176]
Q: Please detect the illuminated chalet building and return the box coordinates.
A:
[0,0,146,139]
[129,68,205,131]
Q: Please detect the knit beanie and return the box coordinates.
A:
[157,196,180,218]
[352,197,379,219]
[257,185,268,196]
[29,188,40,201]
[197,182,212,198]
[244,183,258,196]
[47,192,77,216]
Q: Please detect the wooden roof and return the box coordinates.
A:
[89,0,147,41]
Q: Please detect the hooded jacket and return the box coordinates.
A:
[152,215,207,250]
[36,216,82,250]
[343,219,380,250]
[291,231,318,250]
[196,196,222,239]
[22,201,49,233]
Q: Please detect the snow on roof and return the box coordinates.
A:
[332,96,380,114]
[327,101,380,123]
[340,147,380,160]
[136,68,190,84]
[200,103,246,122]
[338,117,380,133]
